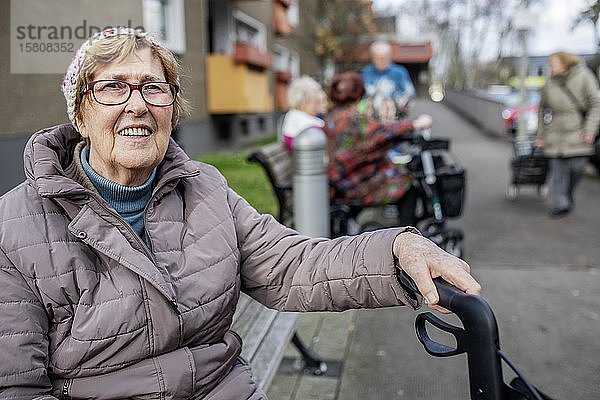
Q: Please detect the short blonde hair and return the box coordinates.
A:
[287,75,323,109]
[549,51,580,71]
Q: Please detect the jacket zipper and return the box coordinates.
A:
[75,175,195,308]
[61,378,72,400]
[86,192,157,263]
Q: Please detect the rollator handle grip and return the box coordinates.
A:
[398,270,506,400]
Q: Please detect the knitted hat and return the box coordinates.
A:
[61,27,163,130]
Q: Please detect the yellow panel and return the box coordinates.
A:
[206,55,273,114]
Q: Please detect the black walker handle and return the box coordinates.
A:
[398,271,551,400]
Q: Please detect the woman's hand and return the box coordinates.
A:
[583,131,596,145]
[412,114,433,130]
[393,232,481,313]
[535,138,545,148]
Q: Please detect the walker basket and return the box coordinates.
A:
[436,165,466,218]
[511,155,548,185]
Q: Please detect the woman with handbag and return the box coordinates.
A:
[536,51,600,217]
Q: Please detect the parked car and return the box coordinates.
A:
[486,84,513,103]
[501,90,541,136]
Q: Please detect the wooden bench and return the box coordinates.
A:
[247,141,363,237]
[231,293,298,390]
[226,142,337,390]
[247,141,294,227]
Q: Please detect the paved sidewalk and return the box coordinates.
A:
[268,266,599,399]
[266,99,600,399]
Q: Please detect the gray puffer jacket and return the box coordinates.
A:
[0,124,417,400]
[537,62,600,157]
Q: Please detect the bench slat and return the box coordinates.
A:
[231,293,299,390]
[249,312,298,389]
[248,143,294,224]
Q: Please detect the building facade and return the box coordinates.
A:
[1,0,322,194]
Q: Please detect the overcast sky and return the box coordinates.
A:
[528,0,597,55]
[372,0,598,57]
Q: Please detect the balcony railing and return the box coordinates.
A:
[233,42,272,70]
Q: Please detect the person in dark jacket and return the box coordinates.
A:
[0,27,480,399]
[536,51,600,217]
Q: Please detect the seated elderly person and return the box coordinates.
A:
[0,27,480,399]
[280,75,328,151]
[325,71,432,226]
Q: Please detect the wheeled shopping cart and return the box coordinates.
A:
[506,135,548,201]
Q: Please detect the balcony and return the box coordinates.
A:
[206,54,273,114]
[233,42,272,70]
[275,71,292,83]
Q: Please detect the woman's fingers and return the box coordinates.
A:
[441,264,481,295]
[393,232,481,311]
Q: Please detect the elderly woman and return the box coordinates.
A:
[536,51,600,217]
[325,71,431,226]
[280,75,328,151]
[0,28,479,399]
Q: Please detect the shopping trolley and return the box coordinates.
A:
[506,135,548,201]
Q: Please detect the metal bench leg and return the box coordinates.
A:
[291,332,328,375]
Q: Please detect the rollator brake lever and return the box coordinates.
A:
[398,272,553,400]
[415,312,465,357]
[398,271,466,356]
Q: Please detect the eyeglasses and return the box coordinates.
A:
[85,80,178,107]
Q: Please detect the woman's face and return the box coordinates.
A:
[301,90,328,116]
[315,90,328,115]
[78,47,173,186]
[549,56,567,77]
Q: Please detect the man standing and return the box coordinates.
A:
[361,40,416,120]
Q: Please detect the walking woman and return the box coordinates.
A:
[536,51,600,217]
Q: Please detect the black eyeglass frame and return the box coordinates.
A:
[84,80,179,107]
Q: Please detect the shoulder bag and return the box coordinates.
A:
[558,83,600,157]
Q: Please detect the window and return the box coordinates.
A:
[272,45,299,77]
[233,10,266,52]
[287,1,299,28]
[143,0,186,54]
[272,44,288,72]
[289,51,299,78]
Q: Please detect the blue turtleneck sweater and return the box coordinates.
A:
[80,146,156,242]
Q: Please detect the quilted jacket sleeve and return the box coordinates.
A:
[0,247,57,399]
[229,189,420,312]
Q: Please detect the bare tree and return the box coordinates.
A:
[380,0,543,89]
[314,0,377,74]
[571,0,600,52]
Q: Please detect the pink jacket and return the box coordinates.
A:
[0,124,418,399]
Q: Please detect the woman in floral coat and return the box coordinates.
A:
[324,71,432,225]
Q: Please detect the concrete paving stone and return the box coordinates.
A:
[309,311,356,360]
[293,375,339,400]
[336,307,470,400]
[266,373,298,400]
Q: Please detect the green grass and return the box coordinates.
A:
[197,140,279,216]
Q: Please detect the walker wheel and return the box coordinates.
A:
[506,184,518,201]
[443,237,465,259]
